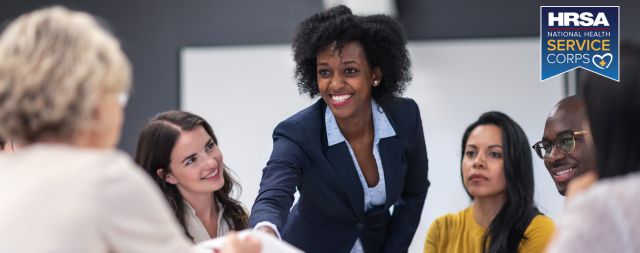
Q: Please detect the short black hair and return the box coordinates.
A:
[292,5,411,102]
[581,42,640,179]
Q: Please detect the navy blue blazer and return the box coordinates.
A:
[249,98,430,253]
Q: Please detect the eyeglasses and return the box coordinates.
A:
[532,130,589,160]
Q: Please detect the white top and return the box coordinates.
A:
[547,171,640,253]
[184,200,231,243]
[324,99,396,253]
[0,144,197,253]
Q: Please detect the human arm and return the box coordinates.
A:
[423,219,440,253]
[249,121,307,234]
[518,215,555,253]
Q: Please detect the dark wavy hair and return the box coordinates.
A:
[461,111,540,253]
[292,5,411,102]
[134,110,248,241]
[580,42,640,179]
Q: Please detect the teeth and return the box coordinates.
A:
[202,169,219,180]
[555,167,574,176]
[331,94,352,102]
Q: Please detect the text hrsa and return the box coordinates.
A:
[548,12,610,27]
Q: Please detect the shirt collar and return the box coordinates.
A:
[325,99,396,146]
[184,199,225,219]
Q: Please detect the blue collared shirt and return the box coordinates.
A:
[325,99,396,253]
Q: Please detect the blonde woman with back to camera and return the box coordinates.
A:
[0,6,259,253]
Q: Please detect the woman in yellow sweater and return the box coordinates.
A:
[425,112,554,253]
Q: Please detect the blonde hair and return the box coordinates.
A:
[0,6,131,143]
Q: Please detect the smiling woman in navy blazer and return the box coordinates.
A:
[249,5,429,253]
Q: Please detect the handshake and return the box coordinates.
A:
[195,230,302,253]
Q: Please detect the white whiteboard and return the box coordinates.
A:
[180,37,564,253]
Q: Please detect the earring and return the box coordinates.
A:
[373,80,379,87]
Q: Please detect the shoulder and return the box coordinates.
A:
[428,208,469,235]
[97,150,153,185]
[564,172,640,233]
[546,174,640,253]
[565,173,640,221]
[272,100,325,148]
[380,97,420,119]
[92,149,166,206]
[525,214,555,235]
[520,214,555,252]
[425,208,471,252]
[586,172,640,205]
[0,145,147,199]
[379,98,422,136]
[11,145,143,185]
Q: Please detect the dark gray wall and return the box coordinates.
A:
[1,0,637,154]
[1,0,323,154]
[398,0,640,40]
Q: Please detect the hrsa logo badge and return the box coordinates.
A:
[541,6,619,81]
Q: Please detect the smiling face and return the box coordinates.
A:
[543,101,596,195]
[316,41,381,121]
[462,124,507,199]
[161,125,225,198]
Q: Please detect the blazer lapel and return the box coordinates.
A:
[378,136,406,210]
[324,143,365,220]
[374,101,406,209]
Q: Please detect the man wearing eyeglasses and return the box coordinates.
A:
[532,96,597,196]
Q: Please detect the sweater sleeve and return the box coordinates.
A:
[424,218,441,253]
